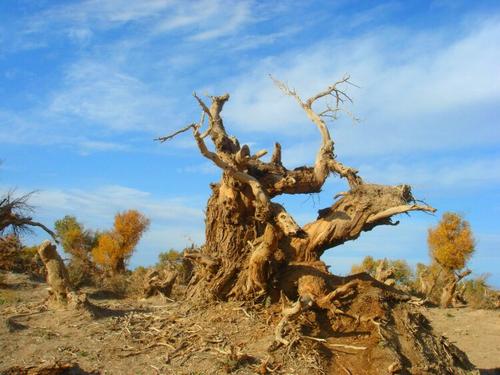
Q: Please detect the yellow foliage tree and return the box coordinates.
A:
[428,212,475,271]
[427,212,475,307]
[92,210,150,274]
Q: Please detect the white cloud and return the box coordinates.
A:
[189,1,252,41]
[78,140,130,153]
[23,0,255,43]
[177,161,219,175]
[49,61,177,132]
[29,0,174,30]
[358,156,500,191]
[24,185,203,226]
[221,17,500,157]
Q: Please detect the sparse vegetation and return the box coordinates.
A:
[461,274,499,309]
[351,256,414,288]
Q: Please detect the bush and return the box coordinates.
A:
[461,274,499,309]
[66,258,96,288]
[127,266,150,297]
[0,235,45,278]
[157,248,193,285]
[98,273,130,298]
[351,256,413,288]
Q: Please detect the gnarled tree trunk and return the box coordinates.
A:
[37,240,72,306]
[154,77,482,373]
[440,268,471,308]
[37,240,93,312]
[159,77,435,306]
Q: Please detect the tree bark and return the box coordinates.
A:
[440,269,471,308]
[157,79,436,307]
[37,240,72,305]
[37,240,94,313]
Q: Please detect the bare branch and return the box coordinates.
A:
[271,75,362,188]
[155,123,197,143]
[156,111,208,143]
[366,204,436,224]
[271,142,282,166]
[252,149,268,159]
[191,126,272,221]
[193,92,211,118]
[24,220,58,243]
[305,74,353,106]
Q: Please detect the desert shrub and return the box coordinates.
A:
[461,274,498,309]
[98,273,130,298]
[351,256,414,288]
[127,266,150,297]
[427,212,476,307]
[157,249,183,269]
[54,215,98,287]
[428,212,475,271]
[0,235,45,278]
[66,258,96,288]
[157,248,193,285]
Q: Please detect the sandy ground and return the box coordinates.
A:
[1,271,499,374]
[423,307,500,373]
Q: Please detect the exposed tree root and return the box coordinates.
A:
[149,79,482,372]
[274,296,313,346]
[143,269,177,298]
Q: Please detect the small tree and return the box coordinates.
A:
[54,215,98,286]
[92,210,150,274]
[427,212,475,307]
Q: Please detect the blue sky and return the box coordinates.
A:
[1,0,499,286]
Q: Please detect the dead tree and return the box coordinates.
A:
[37,240,92,311]
[0,191,57,241]
[151,78,487,373]
[374,259,396,286]
[143,269,177,298]
[440,268,471,308]
[157,75,435,309]
[37,240,72,306]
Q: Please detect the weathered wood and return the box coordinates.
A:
[157,78,435,304]
[37,240,72,305]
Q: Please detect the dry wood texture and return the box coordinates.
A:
[158,77,435,307]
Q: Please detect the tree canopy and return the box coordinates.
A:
[92,210,150,273]
[428,212,475,271]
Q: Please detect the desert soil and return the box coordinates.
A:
[1,271,499,374]
[422,307,500,373]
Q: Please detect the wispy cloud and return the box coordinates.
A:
[222,16,500,158]
[25,185,203,225]
[19,0,256,46]
[358,156,500,191]
[177,161,219,175]
[49,61,177,133]
[78,140,130,153]
[189,1,252,41]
